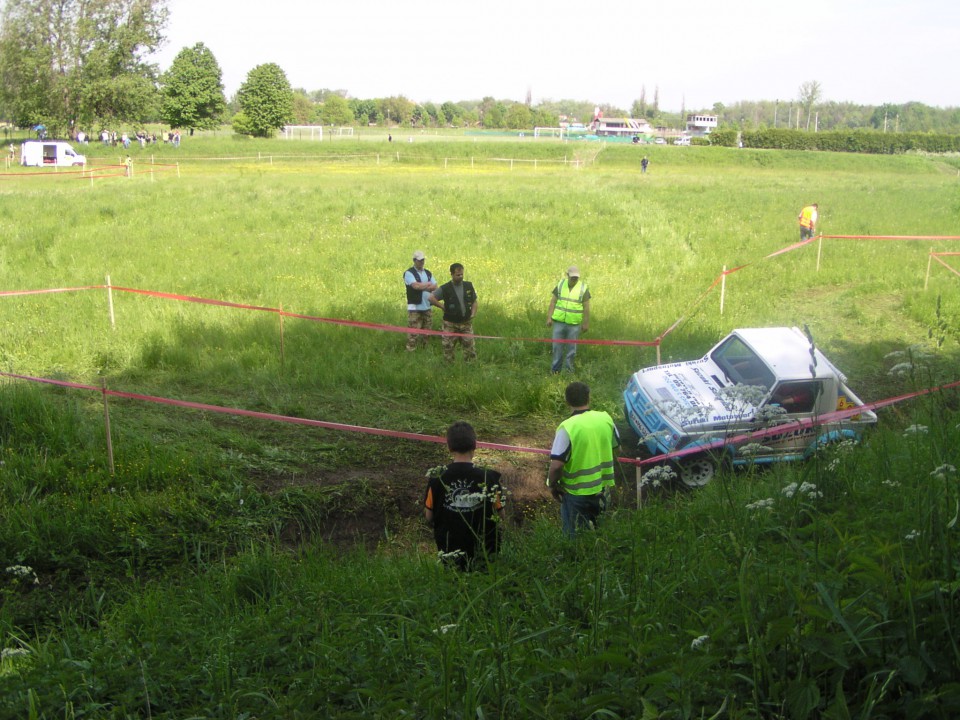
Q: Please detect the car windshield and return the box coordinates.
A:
[710,336,776,391]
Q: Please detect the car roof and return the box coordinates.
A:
[729,327,842,382]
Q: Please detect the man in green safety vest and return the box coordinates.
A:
[546,266,590,374]
[547,382,620,538]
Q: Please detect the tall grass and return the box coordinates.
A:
[1,138,959,716]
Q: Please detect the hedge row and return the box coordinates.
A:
[709,127,960,154]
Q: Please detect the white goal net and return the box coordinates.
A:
[282,125,324,140]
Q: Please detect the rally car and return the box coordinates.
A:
[624,327,877,486]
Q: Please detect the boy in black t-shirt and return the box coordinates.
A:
[424,422,503,570]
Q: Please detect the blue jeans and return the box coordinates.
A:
[551,322,581,373]
[560,492,605,539]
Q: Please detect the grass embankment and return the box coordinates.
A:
[1,139,959,717]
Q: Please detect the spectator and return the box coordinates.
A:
[547,382,619,539]
[404,250,438,352]
[546,266,590,374]
[424,421,504,570]
[430,262,478,362]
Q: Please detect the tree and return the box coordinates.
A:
[798,80,822,131]
[290,92,315,124]
[0,0,168,134]
[159,43,226,130]
[319,94,353,126]
[234,63,293,137]
[504,103,532,129]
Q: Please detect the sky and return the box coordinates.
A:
[150,0,960,112]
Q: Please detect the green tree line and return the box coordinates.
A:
[2,1,959,138]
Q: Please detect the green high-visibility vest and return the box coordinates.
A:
[551,279,587,325]
[557,410,616,495]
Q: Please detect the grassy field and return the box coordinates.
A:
[1,137,959,718]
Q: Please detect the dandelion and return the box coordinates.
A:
[691,635,710,650]
[904,530,920,541]
[640,465,676,489]
[745,498,775,511]
[930,464,956,481]
[903,425,928,436]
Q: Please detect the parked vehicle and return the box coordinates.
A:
[674,136,691,146]
[624,327,877,486]
[20,140,86,168]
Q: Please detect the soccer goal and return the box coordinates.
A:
[282,125,323,140]
[533,127,565,140]
[336,127,354,137]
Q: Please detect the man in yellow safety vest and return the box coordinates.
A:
[547,382,619,538]
[546,266,590,374]
[798,203,819,241]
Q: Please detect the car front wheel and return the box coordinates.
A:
[675,455,716,487]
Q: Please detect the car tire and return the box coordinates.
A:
[674,455,716,488]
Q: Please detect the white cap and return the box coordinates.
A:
[412,250,426,261]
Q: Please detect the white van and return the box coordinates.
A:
[20,140,86,168]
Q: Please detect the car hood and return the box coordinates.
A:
[631,356,763,431]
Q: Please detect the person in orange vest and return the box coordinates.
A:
[798,203,818,241]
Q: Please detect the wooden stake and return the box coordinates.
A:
[106,274,115,329]
[925,247,933,290]
[101,378,115,476]
[279,304,286,366]
[816,234,823,272]
[720,265,727,316]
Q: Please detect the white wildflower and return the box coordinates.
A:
[930,464,957,481]
[1,647,30,660]
[690,635,710,650]
[781,483,798,498]
[828,458,840,472]
[887,362,914,377]
[903,425,928,436]
[5,565,39,584]
[433,624,458,635]
[798,482,823,499]
[640,465,677,488]
[745,498,775,511]
[755,405,788,425]
[739,443,772,457]
[883,350,907,361]
[904,530,920,541]
[437,549,465,563]
[882,479,901,488]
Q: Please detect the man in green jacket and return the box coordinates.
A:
[548,382,619,538]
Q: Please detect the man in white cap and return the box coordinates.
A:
[546,266,590,373]
[404,250,438,351]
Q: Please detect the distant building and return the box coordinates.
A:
[594,117,654,137]
[686,114,718,136]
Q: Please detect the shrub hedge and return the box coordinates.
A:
[710,126,960,154]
